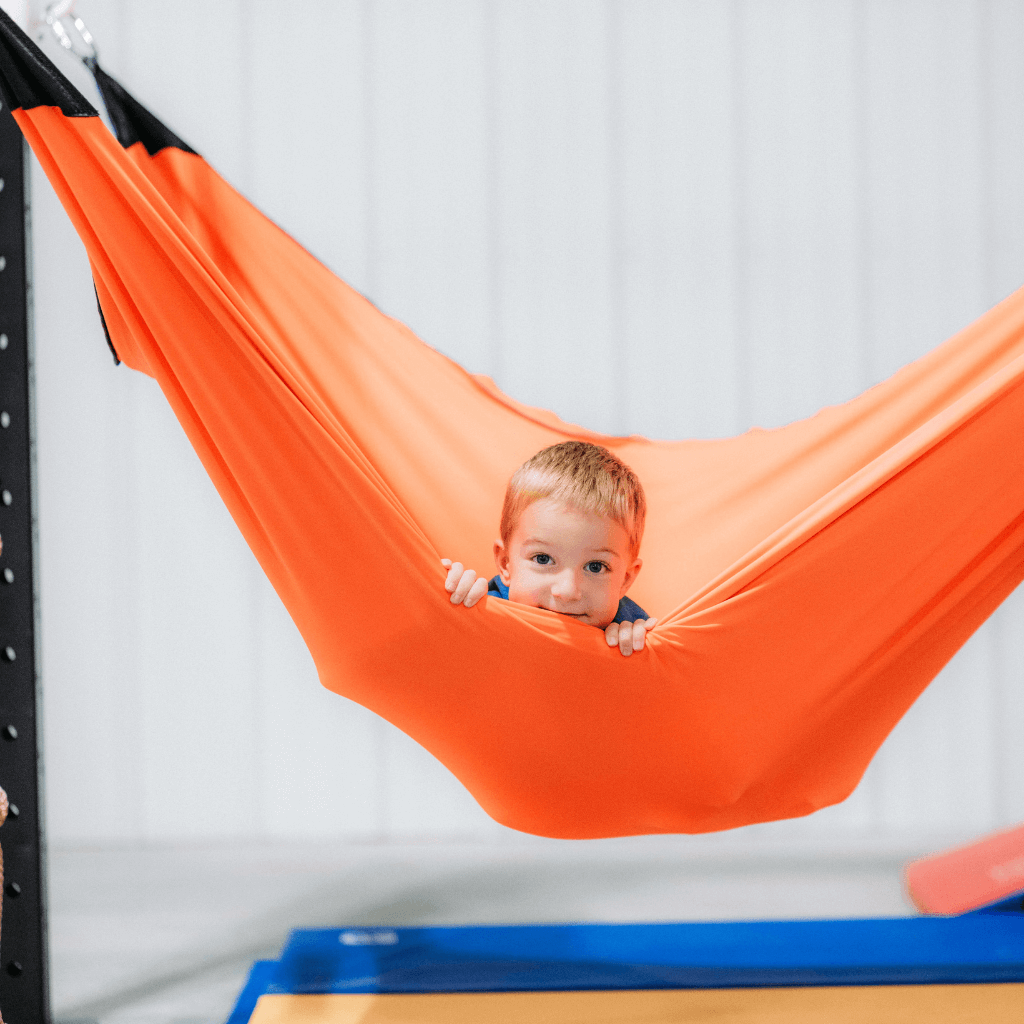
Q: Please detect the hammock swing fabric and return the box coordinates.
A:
[4,12,1024,841]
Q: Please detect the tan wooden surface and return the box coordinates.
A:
[249,984,1024,1023]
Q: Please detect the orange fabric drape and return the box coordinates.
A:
[5,15,1024,838]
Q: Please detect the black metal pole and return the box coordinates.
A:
[0,94,49,1024]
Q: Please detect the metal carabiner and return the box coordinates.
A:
[43,1,99,68]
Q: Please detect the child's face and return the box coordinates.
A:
[493,498,642,629]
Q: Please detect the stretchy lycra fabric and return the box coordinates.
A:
[4,11,1024,839]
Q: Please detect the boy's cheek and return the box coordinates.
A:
[508,583,542,606]
[508,574,550,608]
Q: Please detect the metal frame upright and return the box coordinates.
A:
[0,90,49,1024]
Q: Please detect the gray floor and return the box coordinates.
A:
[47,837,931,1024]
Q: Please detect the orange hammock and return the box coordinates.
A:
[4,12,1024,840]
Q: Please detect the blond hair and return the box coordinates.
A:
[500,441,646,558]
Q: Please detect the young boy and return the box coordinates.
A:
[442,441,657,656]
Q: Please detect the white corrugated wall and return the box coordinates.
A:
[24,0,1024,847]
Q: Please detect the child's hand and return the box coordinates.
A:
[441,558,489,608]
[605,618,657,657]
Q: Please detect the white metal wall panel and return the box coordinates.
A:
[491,2,619,436]
[737,0,865,429]
[0,1,25,30]
[25,0,1024,847]
[619,1,743,441]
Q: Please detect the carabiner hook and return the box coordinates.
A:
[43,1,99,69]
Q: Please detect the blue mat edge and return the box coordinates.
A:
[226,896,1024,1021]
[226,960,278,1024]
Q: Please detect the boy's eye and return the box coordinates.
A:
[533,553,552,565]
[585,560,608,574]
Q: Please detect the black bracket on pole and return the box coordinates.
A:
[0,97,50,1024]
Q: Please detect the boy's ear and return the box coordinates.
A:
[493,538,511,581]
[620,557,642,596]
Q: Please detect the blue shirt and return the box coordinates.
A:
[487,576,649,624]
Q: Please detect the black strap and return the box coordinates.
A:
[0,7,97,116]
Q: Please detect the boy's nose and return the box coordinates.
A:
[550,571,582,600]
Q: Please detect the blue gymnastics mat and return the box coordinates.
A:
[227,894,1024,1023]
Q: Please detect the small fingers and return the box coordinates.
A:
[463,575,489,608]
[618,623,635,657]
[445,562,487,609]
[451,568,479,605]
[605,622,620,647]
[617,618,657,657]
[631,619,648,652]
[445,561,464,593]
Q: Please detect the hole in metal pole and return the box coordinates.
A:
[0,177,4,192]
[3,725,17,741]
[0,412,8,428]
[5,961,23,977]
[4,882,20,898]
[2,646,15,662]
[2,490,11,506]
[0,334,7,350]
[8,804,18,818]
[3,568,13,584]
[0,256,6,272]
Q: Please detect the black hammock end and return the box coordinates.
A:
[0,7,97,117]
[91,64,197,157]
[93,282,121,366]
